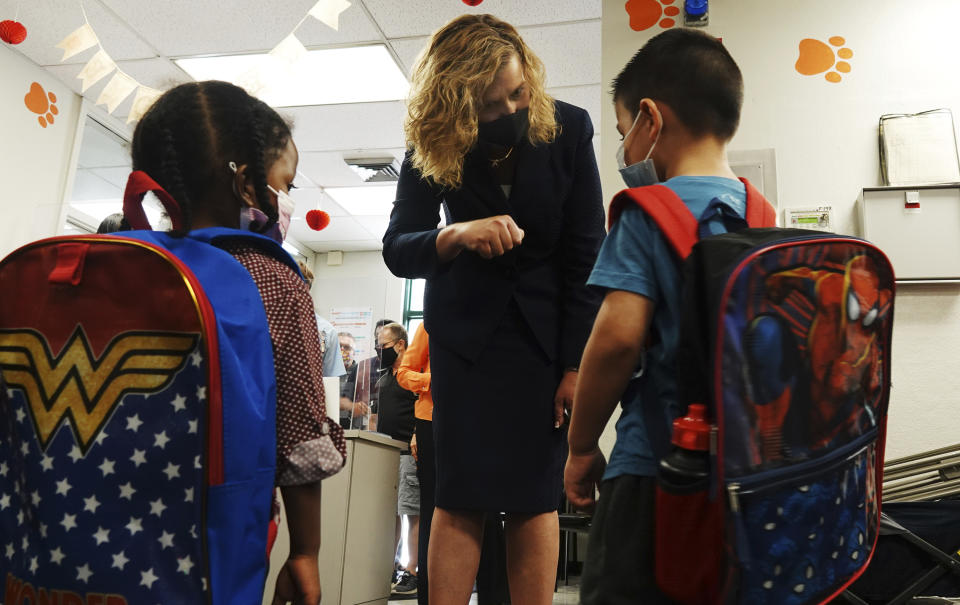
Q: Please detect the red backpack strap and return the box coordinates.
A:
[608,185,699,260]
[742,178,777,228]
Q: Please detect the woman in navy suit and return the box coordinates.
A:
[382,14,604,605]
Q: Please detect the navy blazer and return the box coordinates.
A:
[382,101,605,367]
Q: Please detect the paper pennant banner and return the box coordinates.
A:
[96,70,139,113]
[270,33,307,66]
[237,67,268,98]
[76,49,116,93]
[55,23,99,61]
[127,86,162,124]
[308,0,351,31]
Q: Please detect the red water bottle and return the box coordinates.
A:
[658,404,711,489]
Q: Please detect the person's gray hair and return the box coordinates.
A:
[381,322,407,343]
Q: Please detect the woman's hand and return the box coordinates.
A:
[437,215,524,261]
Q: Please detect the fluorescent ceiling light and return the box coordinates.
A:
[325,186,397,216]
[175,45,409,107]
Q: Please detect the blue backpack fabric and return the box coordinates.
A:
[0,228,296,605]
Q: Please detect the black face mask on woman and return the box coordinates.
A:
[477,108,530,148]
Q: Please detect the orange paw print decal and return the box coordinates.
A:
[24,82,59,128]
[625,0,679,31]
[795,36,853,83]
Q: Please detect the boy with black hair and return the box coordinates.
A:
[564,28,753,604]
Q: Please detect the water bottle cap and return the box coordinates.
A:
[671,403,711,451]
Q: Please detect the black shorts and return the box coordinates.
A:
[580,474,674,605]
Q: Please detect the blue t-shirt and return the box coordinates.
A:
[587,176,746,480]
[315,314,347,378]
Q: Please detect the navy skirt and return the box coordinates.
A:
[430,303,564,513]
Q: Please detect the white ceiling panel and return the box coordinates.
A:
[353,215,390,241]
[288,188,351,218]
[11,0,158,66]
[388,37,427,76]
[89,166,131,190]
[293,6,383,47]
[522,21,600,88]
[283,101,406,152]
[98,0,316,57]
[297,148,405,188]
[364,0,600,39]
[71,169,121,201]
[312,240,383,253]
[291,215,375,243]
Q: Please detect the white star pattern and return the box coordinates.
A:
[39,454,54,471]
[112,551,129,570]
[130,449,147,467]
[119,482,136,500]
[93,526,110,545]
[50,547,65,565]
[196,386,207,401]
[126,414,144,432]
[56,477,71,496]
[61,513,77,532]
[194,455,202,469]
[31,490,41,505]
[149,498,167,518]
[154,431,170,449]
[0,494,10,510]
[68,445,83,462]
[162,463,180,481]
[140,568,159,589]
[171,394,187,412]
[20,442,29,455]
[98,458,115,477]
[0,462,7,476]
[190,350,202,367]
[96,430,109,445]
[83,494,101,513]
[20,536,28,550]
[158,531,175,550]
[15,408,25,423]
[4,543,12,560]
[76,563,93,583]
[39,523,47,538]
[126,517,143,536]
[188,419,198,434]
[29,556,38,574]
[184,487,194,503]
[177,555,195,575]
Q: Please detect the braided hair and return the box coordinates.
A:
[130,81,292,234]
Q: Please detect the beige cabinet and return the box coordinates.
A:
[263,430,407,605]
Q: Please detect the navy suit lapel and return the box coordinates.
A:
[464,150,513,216]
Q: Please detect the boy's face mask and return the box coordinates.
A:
[616,108,661,188]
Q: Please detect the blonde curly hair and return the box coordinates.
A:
[405,14,558,190]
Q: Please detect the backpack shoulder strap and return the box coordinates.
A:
[742,178,778,228]
[608,185,699,260]
[187,227,303,279]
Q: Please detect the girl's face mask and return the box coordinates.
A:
[229,161,295,244]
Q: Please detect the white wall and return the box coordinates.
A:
[309,250,405,346]
[0,45,82,258]
[600,0,960,460]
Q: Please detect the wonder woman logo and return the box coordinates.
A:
[0,327,199,453]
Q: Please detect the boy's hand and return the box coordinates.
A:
[553,370,577,428]
[272,555,321,605]
[564,448,606,512]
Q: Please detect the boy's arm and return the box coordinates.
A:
[273,481,323,605]
[565,289,655,511]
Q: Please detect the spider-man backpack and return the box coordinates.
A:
[608,180,895,605]
[0,173,343,604]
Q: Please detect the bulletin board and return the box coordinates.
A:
[860,185,960,281]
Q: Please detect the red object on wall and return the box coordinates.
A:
[462,0,484,5]
[306,209,331,231]
[0,20,27,45]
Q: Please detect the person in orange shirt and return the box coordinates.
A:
[396,323,432,605]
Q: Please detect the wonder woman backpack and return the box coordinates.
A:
[609,181,895,605]
[0,219,318,604]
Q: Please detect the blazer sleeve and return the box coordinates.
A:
[559,110,606,369]
[382,151,445,279]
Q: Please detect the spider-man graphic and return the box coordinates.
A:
[744,253,892,461]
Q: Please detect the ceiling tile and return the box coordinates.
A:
[283,101,406,152]
[288,188,350,218]
[364,0,600,39]
[389,37,427,75]
[294,6,383,47]
[311,240,382,253]
[12,0,157,66]
[291,215,374,243]
[297,148,405,188]
[353,215,391,240]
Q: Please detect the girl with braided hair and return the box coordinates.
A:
[130,80,342,605]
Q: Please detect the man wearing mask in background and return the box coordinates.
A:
[372,323,420,599]
[338,332,369,429]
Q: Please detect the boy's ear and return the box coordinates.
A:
[638,98,664,138]
[231,163,258,209]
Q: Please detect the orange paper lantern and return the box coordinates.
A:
[0,20,27,45]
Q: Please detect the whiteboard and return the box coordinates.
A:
[860,186,960,280]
